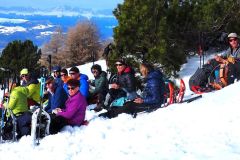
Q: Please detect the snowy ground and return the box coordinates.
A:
[1,54,240,160]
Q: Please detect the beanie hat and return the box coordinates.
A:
[227,33,238,39]
[20,68,28,75]
[69,66,80,73]
[52,66,61,72]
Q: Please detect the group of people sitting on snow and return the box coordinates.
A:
[0,59,165,140]
[1,32,240,140]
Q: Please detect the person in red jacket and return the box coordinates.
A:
[50,79,87,134]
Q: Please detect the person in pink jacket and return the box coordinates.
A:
[50,79,87,134]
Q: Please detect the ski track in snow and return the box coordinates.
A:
[1,54,240,160]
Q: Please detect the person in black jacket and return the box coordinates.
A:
[104,59,138,108]
[99,63,165,118]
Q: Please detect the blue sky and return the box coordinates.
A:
[0,0,124,10]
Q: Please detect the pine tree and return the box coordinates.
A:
[0,40,41,77]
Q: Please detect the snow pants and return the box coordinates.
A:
[99,101,160,118]
[16,112,32,138]
[49,114,67,134]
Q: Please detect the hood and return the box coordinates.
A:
[80,74,89,80]
[118,66,134,75]
[146,70,163,81]
[99,71,107,78]
[27,78,39,85]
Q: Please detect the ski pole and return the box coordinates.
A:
[36,76,45,145]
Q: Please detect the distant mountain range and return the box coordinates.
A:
[0,6,118,52]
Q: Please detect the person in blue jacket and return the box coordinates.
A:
[63,66,89,98]
[44,76,68,113]
[52,65,63,86]
[99,63,165,118]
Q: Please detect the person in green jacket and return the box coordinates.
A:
[26,73,41,107]
[4,82,32,139]
[88,64,109,111]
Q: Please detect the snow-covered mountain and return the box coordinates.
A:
[0,6,117,51]
[0,54,240,160]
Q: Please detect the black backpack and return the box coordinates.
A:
[189,59,219,91]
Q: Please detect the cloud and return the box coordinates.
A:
[31,24,54,30]
[0,25,27,35]
[0,18,28,24]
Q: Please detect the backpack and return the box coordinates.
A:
[211,62,235,90]
[189,63,215,92]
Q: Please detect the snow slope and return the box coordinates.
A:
[0,56,240,160]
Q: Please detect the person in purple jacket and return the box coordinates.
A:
[49,79,87,134]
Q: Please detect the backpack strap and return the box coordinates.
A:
[219,64,228,87]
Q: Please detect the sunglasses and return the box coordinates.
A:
[229,38,237,42]
[21,74,28,78]
[61,73,67,77]
[115,63,123,66]
[67,86,76,90]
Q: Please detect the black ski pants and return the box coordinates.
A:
[16,112,32,138]
[99,101,159,119]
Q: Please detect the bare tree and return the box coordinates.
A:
[65,21,101,66]
[42,27,65,55]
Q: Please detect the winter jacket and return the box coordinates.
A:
[55,76,63,87]
[57,92,87,126]
[8,86,29,116]
[45,84,68,113]
[90,71,109,96]
[141,70,165,107]
[116,66,137,100]
[63,73,89,98]
[27,79,40,104]
[221,45,240,59]
[61,75,71,84]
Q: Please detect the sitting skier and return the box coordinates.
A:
[0,81,32,140]
[49,79,87,134]
[103,59,138,110]
[88,64,109,111]
[99,63,165,118]
[214,33,240,84]
[44,76,68,113]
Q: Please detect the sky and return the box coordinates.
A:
[0,0,124,10]
[1,51,240,160]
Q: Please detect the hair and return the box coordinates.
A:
[140,63,154,77]
[45,76,55,84]
[115,58,127,65]
[91,64,102,73]
[69,66,80,73]
[67,79,79,87]
[61,68,68,75]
